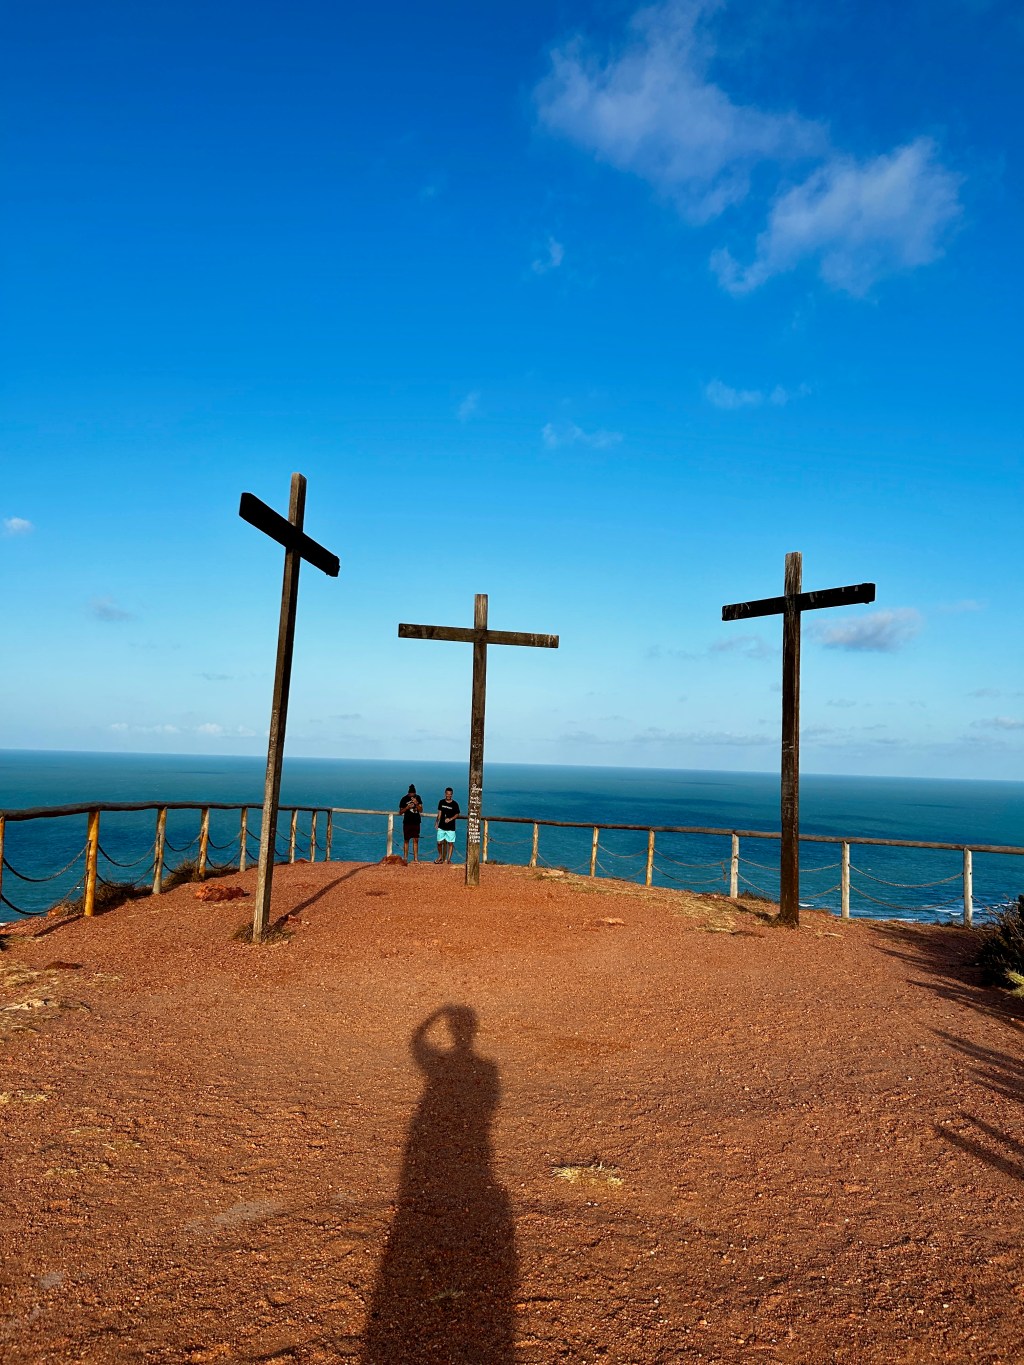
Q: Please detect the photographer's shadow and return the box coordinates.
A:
[362,1005,518,1364]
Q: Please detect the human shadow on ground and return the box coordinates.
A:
[362,1005,518,1365]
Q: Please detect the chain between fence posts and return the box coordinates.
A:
[152,808,167,894]
[239,808,248,873]
[530,823,539,868]
[483,820,489,864]
[386,813,394,858]
[289,810,298,863]
[963,848,973,927]
[310,810,318,863]
[326,810,333,862]
[198,808,210,880]
[590,827,599,878]
[83,809,100,916]
[645,829,655,887]
[841,842,851,919]
[729,834,739,899]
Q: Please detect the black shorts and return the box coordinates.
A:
[402,816,421,838]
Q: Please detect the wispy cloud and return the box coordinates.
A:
[90,597,135,623]
[710,634,777,660]
[109,720,256,738]
[560,725,774,748]
[712,139,962,296]
[972,716,1024,732]
[536,1,962,294]
[542,421,622,449]
[827,698,857,709]
[2,516,33,536]
[456,390,480,421]
[531,236,565,274]
[705,379,809,409]
[536,0,824,224]
[705,379,762,410]
[940,599,985,614]
[816,608,922,652]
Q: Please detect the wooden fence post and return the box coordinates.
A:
[386,813,394,858]
[483,820,489,864]
[645,829,655,887]
[0,814,6,913]
[289,809,298,863]
[841,842,850,919]
[84,809,100,917]
[963,848,973,927]
[239,808,248,872]
[530,822,539,868]
[198,808,210,880]
[152,807,167,895]
[326,810,334,862]
[310,810,318,863]
[590,827,599,878]
[729,834,739,899]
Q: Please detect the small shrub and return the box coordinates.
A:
[161,860,203,892]
[52,880,147,918]
[975,895,1024,990]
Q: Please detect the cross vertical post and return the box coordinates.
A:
[781,551,801,926]
[722,553,875,927]
[468,593,488,887]
[398,596,559,887]
[240,473,340,940]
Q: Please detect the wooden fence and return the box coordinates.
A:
[2,800,1022,927]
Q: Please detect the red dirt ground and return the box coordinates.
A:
[1,859,1022,1364]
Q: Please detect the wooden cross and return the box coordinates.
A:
[239,473,340,940]
[398,594,558,887]
[722,552,875,927]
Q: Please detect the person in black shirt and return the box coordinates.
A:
[434,787,460,863]
[398,784,423,862]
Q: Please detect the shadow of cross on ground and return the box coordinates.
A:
[870,920,1024,1184]
[361,1005,518,1364]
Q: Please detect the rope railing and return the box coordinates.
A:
[1,801,1021,926]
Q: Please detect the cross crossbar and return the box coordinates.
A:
[239,492,340,578]
[398,623,558,649]
[722,582,875,622]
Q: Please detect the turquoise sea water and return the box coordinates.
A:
[1,749,1022,923]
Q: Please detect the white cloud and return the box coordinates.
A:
[2,516,33,536]
[108,722,180,735]
[973,716,1024,732]
[531,236,565,274]
[940,599,984,614]
[706,379,809,409]
[537,3,962,294]
[712,139,962,296]
[816,608,923,653]
[536,0,824,224]
[542,421,622,449]
[90,596,135,622]
[705,378,762,409]
[456,391,480,421]
[710,633,776,660]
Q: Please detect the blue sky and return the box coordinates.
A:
[1,0,1021,779]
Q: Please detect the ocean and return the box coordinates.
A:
[1,749,1022,924]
